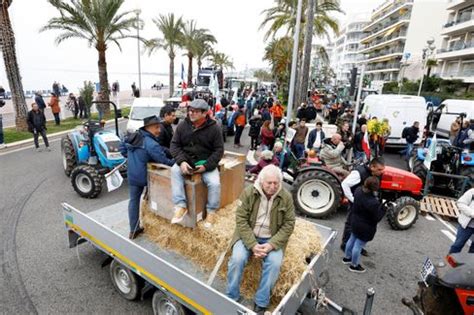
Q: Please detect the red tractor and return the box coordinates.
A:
[290,164,424,230]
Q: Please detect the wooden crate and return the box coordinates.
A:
[147,151,246,228]
[420,195,459,218]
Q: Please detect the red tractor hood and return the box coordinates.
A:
[380,166,423,195]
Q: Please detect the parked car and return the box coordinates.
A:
[126,97,164,133]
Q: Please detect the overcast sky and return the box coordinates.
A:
[0,0,384,92]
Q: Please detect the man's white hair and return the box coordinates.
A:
[257,164,283,184]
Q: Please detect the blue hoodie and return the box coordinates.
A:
[120,129,175,187]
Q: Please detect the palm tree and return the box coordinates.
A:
[195,43,213,70]
[426,59,438,78]
[210,51,234,71]
[147,13,184,96]
[41,0,138,105]
[263,37,293,99]
[182,21,216,87]
[0,0,28,131]
[261,0,341,103]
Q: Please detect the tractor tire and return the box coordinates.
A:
[292,170,342,218]
[412,160,427,184]
[386,196,419,230]
[407,152,417,172]
[62,136,76,177]
[71,165,103,199]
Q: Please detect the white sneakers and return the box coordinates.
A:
[171,206,188,224]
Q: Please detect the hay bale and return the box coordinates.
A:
[141,201,323,306]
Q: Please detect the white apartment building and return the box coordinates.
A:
[437,0,474,84]
[331,17,370,85]
[359,0,447,83]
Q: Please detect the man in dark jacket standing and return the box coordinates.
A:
[34,92,47,112]
[340,157,385,254]
[170,99,224,228]
[307,121,325,151]
[400,121,419,160]
[121,116,175,239]
[27,103,50,152]
[158,105,176,150]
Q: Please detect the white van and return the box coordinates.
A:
[361,95,427,146]
[432,99,474,139]
[126,97,164,133]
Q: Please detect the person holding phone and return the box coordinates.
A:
[170,99,224,228]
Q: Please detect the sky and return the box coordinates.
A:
[0,0,385,92]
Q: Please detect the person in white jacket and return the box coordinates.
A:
[449,188,474,253]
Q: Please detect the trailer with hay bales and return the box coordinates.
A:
[61,199,343,314]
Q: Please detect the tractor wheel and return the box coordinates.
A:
[386,197,419,230]
[292,170,342,218]
[412,160,427,184]
[407,152,418,172]
[71,165,103,198]
[62,136,76,177]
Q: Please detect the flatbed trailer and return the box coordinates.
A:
[62,200,338,314]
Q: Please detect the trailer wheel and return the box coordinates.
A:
[152,290,186,315]
[386,197,419,230]
[110,259,141,301]
[71,165,103,198]
[292,170,342,218]
[62,136,76,177]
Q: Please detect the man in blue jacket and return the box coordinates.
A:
[121,115,175,239]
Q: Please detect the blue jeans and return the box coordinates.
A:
[344,233,367,266]
[449,224,474,253]
[226,239,283,308]
[0,114,4,144]
[128,185,145,232]
[170,163,221,212]
[294,143,305,159]
[400,142,414,160]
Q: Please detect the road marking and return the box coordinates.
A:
[0,138,62,157]
[246,149,257,165]
[432,213,457,234]
[441,229,456,242]
[424,214,435,221]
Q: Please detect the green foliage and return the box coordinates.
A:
[253,69,273,82]
[79,81,95,108]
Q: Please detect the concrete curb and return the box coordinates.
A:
[0,117,126,151]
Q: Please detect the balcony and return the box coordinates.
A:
[447,0,474,12]
[366,0,413,32]
[437,41,474,59]
[366,46,404,59]
[442,12,474,35]
[360,17,411,44]
[365,62,402,73]
[441,68,474,83]
[359,30,407,53]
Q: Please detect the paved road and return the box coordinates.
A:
[0,124,458,314]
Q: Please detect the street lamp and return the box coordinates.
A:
[135,9,142,93]
[417,37,436,96]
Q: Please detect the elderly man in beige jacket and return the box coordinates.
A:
[449,188,474,253]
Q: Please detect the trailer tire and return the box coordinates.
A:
[110,259,141,301]
[292,170,342,218]
[62,136,76,177]
[71,165,103,198]
[386,197,419,230]
[152,290,186,315]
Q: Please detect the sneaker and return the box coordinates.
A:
[36,148,42,152]
[128,227,144,240]
[0,143,6,149]
[204,212,218,229]
[361,248,369,257]
[342,257,351,265]
[45,147,51,152]
[349,264,366,273]
[171,207,188,224]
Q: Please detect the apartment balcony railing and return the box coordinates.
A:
[366,62,402,72]
[367,47,404,59]
[444,12,473,28]
[371,0,414,27]
[360,31,407,50]
[437,41,474,53]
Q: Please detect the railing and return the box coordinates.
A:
[443,12,473,28]
[360,30,407,50]
[437,41,474,53]
[367,47,404,59]
[371,0,414,24]
[362,15,411,42]
[366,62,402,71]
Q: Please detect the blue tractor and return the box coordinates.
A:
[61,101,126,198]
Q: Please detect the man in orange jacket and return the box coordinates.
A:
[270,100,284,126]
